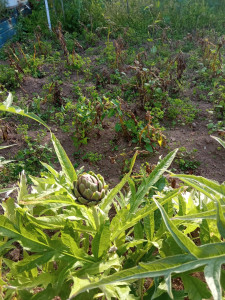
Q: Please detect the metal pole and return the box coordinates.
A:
[44,0,52,31]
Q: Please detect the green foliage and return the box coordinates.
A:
[6,44,45,78]
[82,151,103,164]
[0,0,7,19]
[68,53,92,78]
[2,2,225,298]
[101,41,116,67]
[65,86,114,148]
[209,82,225,120]
[207,120,225,134]
[211,135,225,149]
[113,99,165,152]
[0,102,225,299]
[175,147,200,172]
[0,137,54,187]
[0,65,23,90]
[167,98,198,124]
[15,0,105,39]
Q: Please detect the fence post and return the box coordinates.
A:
[44,0,52,31]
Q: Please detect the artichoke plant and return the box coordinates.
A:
[74,171,108,206]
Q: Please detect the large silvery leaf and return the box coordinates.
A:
[51,133,77,184]
[110,189,181,241]
[100,151,138,212]
[181,274,212,300]
[0,212,94,267]
[211,135,225,148]
[69,243,225,299]
[129,149,178,213]
[154,200,204,258]
[0,144,17,150]
[0,94,50,130]
[92,224,110,259]
[70,201,225,299]
[216,201,225,238]
[170,174,225,201]
[17,171,28,203]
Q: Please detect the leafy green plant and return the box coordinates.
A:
[16,124,29,143]
[114,99,165,152]
[207,120,225,134]
[209,83,225,120]
[0,65,23,90]
[167,97,198,124]
[82,151,103,164]
[0,96,225,299]
[0,141,54,187]
[101,41,116,67]
[65,87,114,148]
[175,147,200,172]
[68,53,92,78]
[6,45,45,78]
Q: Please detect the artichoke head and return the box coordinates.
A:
[74,171,108,206]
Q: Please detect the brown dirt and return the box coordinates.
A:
[0,38,225,192]
[0,76,224,189]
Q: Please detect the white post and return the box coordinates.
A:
[44,0,52,31]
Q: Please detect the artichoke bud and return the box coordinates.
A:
[74,171,108,206]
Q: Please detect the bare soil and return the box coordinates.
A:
[1,71,225,188]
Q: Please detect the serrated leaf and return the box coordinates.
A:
[154,200,202,258]
[111,189,181,241]
[134,220,143,238]
[100,151,138,212]
[178,194,186,216]
[92,224,110,259]
[17,171,28,203]
[75,254,121,277]
[200,219,211,244]
[41,162,59,178]
[143,213,154,241]
[0,213,93,267]
[0,238,16,254]
[0,101,50,130]
[2,198,16,222]
[15,252,55,273]
[130,149,178,213]
[51,133,77,184]
[204,260,222,300]
[69,243,225,298]
[171,174,225,201]
[61,225,94,263]
[211,136,225,148]
[216,201,225,238]
[4,92,13,108]
[0,215,51,252]
[182,274,211,300]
